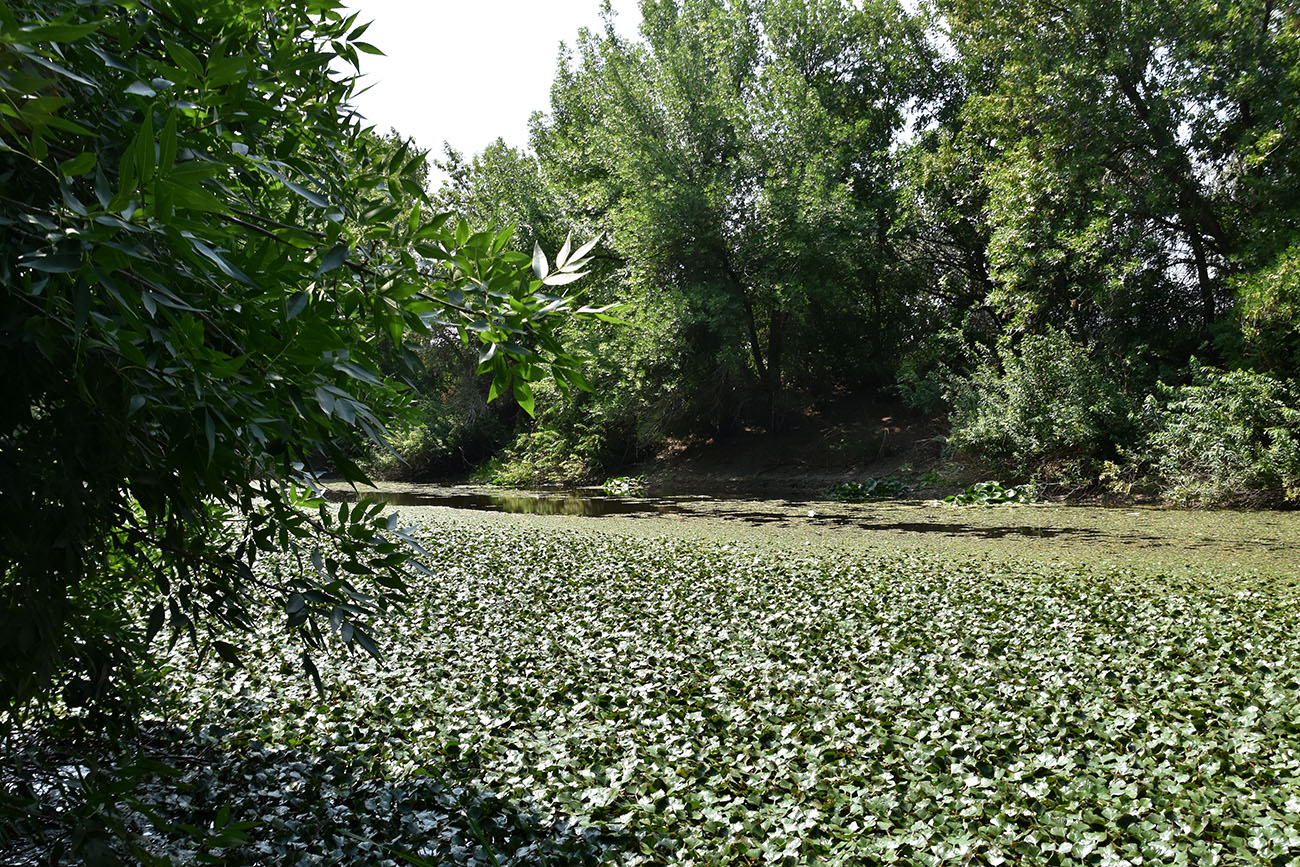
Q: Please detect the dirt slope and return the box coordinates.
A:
[638,395,955,498]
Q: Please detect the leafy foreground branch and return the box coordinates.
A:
[0,0,607,733]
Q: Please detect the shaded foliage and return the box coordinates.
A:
[0,0,599,725]
[2,722,621,865]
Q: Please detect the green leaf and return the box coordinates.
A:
[491,224,515,254]
[567,232,602,264]
[133,107,155,184]
[302,653,324,696]
[204,411,216,462]
[251,159,330,208]
[108,133,138,211]
[532,241,549,280]
[144,603,165,643]
[542,270,587,287]
[555,232,573,270]
[190,239,253,284]
[164,39,204,79]
[16,20,102,43]
[513,380,535,416]
[158,112,178,174]
[211,641,241,667]
[352,626,381,659]
[19,252,80,273]
[58,152,96,177]
[287,291,309,320]
[315,242,349,276]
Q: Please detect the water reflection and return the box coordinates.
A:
[325,489,1106,536]
[326,490,1107,539]
[325,488,683,517]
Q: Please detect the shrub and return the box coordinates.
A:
[366,393,507,481]
[1143,363,1300,507]
[488,426,595,487]
[947,331,1131,480]
[944,480,1035,505]
[828,478,911,502]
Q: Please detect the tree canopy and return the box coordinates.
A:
[422,0,1300,496]
[534,0,933,428]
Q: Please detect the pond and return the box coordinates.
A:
[325,482,1299,575]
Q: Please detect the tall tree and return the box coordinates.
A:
[535,0,931,429]
[933,0,1300,356]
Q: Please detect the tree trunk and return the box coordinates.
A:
[1115,74,1235,260]
[765,307,785,430]
[741,292,767,385]
[1187,223,1216,329]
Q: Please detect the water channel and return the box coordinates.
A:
[324,483,1299,574]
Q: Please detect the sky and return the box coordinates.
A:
[340,0,643,165]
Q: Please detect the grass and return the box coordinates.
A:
[138,509,1300,865]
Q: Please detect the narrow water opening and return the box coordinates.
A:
[325,488,686,517]
[325,488,1109,538]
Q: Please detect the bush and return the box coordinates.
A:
[947,331,1131,480]
[828,478,911,502]
[367,393,507,481]
[1143,363,1300,507]
[486,426,596,487]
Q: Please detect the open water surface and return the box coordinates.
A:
[325,488,685,517]
[324,482,1299,574]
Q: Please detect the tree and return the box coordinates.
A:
[534,0,931,431]
[930,0,1300,359]
[0,0,603,723]
[435,139,567,258]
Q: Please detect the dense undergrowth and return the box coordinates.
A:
[931,336,1300,508]
[22,515,1297,865]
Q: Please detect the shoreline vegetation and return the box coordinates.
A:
[382,0,1300,513]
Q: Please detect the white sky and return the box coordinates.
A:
[341,0,643,163]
